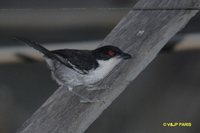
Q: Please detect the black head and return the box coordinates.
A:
[92,45,132,60]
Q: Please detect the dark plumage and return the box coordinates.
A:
[52,49,99,73]
[15,37,131,102]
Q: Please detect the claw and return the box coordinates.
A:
[80,98,104,103]
[87,85,109,91]
[66,86,105,103]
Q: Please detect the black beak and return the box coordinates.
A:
[121,53,132,59]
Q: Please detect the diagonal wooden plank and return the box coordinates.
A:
[16,0,200,133]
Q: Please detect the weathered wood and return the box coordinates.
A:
[16,0,200,133]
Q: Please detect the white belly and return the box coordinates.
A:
[45,57,121,87]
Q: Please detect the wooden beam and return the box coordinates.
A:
[16,0,200,133]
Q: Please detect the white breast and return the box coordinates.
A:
[84,57,122,84]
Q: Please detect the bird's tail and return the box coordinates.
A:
[14,37,56,59]
[14,37,69,66]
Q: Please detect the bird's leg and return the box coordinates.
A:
[67,86,100,103]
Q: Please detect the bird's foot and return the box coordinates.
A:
[86,85,109,91]
[67,86,105,103]
[80,98,104,103]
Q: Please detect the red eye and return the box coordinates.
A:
[107,50,115,56]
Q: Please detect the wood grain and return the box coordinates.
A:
[17,0,200,133]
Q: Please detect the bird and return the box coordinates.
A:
[15,37,132,103]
